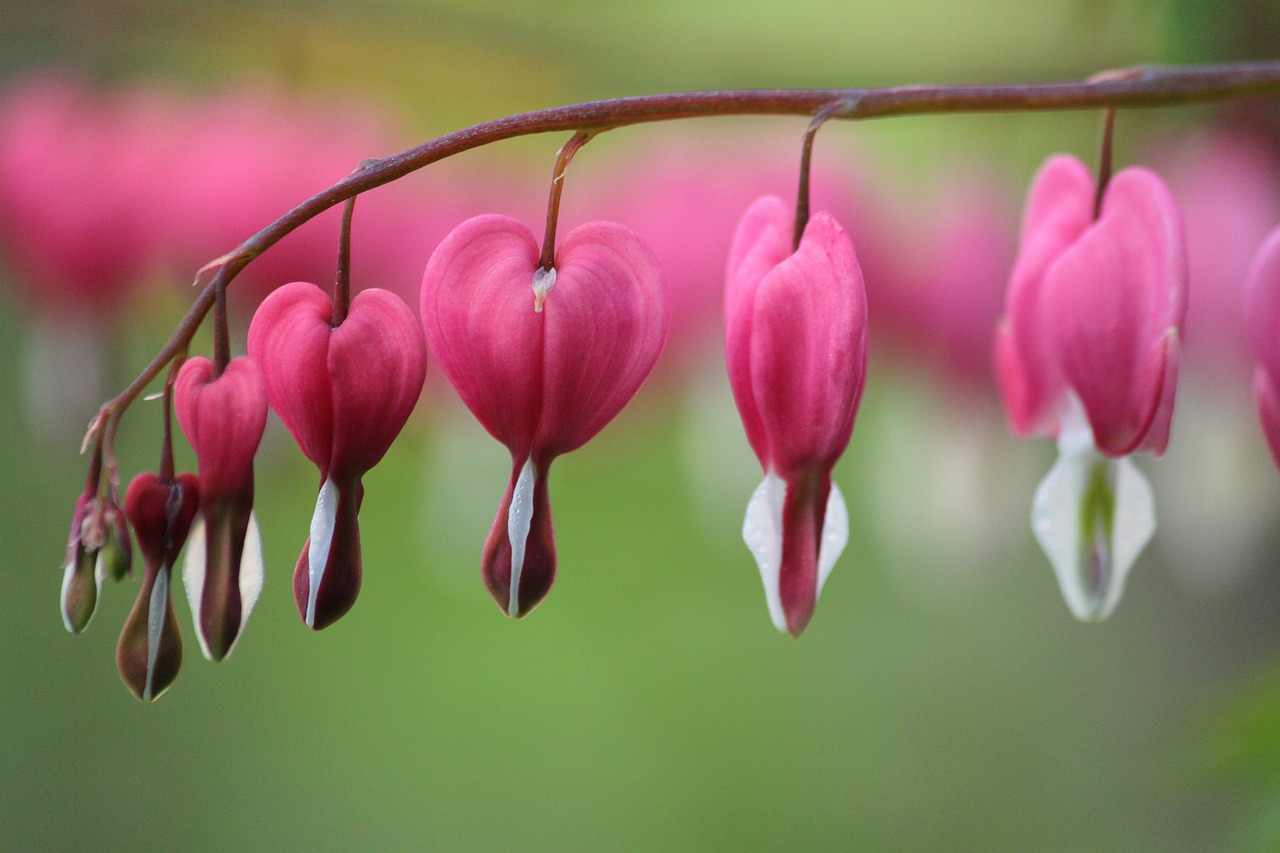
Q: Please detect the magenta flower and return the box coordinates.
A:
[116,471,199,701]
[174,356,268,659]
[248,283,427,629]
[1246,225,1280,469]
[421,215,669,616]
[724,196,868,636]
[994,154,1187,620]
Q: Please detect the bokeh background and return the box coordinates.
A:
[4,1,1280,850]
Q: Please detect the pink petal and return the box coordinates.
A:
[1246,226,1280,468]
[421,215,545,455]
[995,155,1095,438]
[421,215,669,460]
[748,211,867,476]
[327,288,427,478]
[1045,168,1186,456]
[247,282,335,469]
[174,357,268,500]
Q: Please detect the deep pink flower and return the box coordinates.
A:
[421,215,669,616]
[995,154,1186,457]
[116,471,200,701]
[174,356,268,660]
[724,195,868,636]
[994,154,1187,621]
[248,283,427,629]
[1246,226,1280,468]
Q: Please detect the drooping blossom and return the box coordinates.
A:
[421,215,669,616]
[174,356,268,659]
[724,195,868,636]
[248,283,427,629]
[60,485,131,635]
[994,154,1187,620]
[116,471,199,701]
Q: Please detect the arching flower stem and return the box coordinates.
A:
[83,61,1280,451]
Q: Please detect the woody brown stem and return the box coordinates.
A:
[96,60,1280,439]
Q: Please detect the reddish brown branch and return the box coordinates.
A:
[91,60,1280,447]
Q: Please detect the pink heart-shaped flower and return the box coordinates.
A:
[421,215,669,616]
[995,155,1186,457]
[248,282,427,629]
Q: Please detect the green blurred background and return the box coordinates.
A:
[4,1,1280,850]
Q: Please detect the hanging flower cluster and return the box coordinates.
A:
[48,64,1280,700]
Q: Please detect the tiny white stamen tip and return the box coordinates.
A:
[532,266,556,313]
[143,391,164,402]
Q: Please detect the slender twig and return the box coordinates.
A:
[539,130,595,271]
[89,60,1280,447]
[794,101,850,250]
[334,194,357,325]
[1094,107,1118,219]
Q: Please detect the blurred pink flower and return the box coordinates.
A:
[870,174,1016,391]
[1160,131,1280,380]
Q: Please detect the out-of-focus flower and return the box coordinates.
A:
[1246,225,1280,469]
[421,215,669,616]
[174,356,268,660]
[1161,131,1280,380]
[116,471,199,701]
[995,154,1187,620]
[870,174,1016,391]
[724,196,868,636]
[248,283,426,629]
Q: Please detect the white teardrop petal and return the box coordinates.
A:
[506,457,536,617]
[1031,442,1155,622]
[305,479,339,627]
[742,471,787,632]
[144,566,170,701]
[182,515,212,660]
[816,482,848,596]
[232,511,265,656]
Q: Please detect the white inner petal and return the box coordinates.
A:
[817,482,848,596]
[181,511,266,659]
[1031,398,1156,621]
[743,472,786,632]
[305,478,339,628]
[507,457,537,617]
[743,473,849,632]
[233,511,265,655]
[182,515,211,660]
[144,566,170,701]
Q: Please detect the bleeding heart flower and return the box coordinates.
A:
[421,215,669,617]
[994,154,1187,620]
[248,283,427,629]
[116,471,199,701]
[724,195,868,637]
[1246,225,1280,469]
[174,356,268,659]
